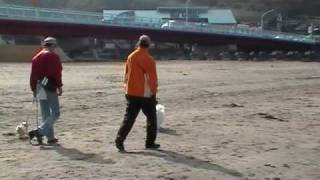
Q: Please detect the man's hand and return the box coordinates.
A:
[57,87,63,96]
[123,83,127,92]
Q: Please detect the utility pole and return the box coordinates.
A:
[261,9,275,30]
[32,0,39,18]
[32,0,38,7]
[185,0,191,25]
[276,13,282,32]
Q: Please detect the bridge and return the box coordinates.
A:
[0,4,319,52]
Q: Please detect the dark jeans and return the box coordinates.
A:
[116,95,157,146]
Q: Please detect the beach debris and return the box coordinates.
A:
[296,76,320,80]
[223,103,244,108]
[283,164,290,168]
[265,147,278,151]
[256,113,288,122]
[264,163,276,168]
[2,132,15,136]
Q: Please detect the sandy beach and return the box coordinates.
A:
[0,60,320,180]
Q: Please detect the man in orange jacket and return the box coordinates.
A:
[115,35,159,152]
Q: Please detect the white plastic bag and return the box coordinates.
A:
[36,82,47,100]
[156,104,165,131]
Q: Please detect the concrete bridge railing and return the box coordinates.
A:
[0,4,317,45]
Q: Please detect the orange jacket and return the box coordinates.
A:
[124,47,158,97]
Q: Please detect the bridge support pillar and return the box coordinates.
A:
[0,35,4,45]
[92,48,99,60]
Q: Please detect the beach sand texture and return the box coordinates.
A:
[1,60,320,180]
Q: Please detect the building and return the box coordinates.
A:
[103,6,237,26]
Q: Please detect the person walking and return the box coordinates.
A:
[29,37,63,145]
[115,35,159,152]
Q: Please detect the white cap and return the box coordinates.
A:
[43,37,57,46]
[138,35,151,44]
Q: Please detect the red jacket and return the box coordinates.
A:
[30,49,63,92]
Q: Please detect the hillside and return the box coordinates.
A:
[1,0,319,22]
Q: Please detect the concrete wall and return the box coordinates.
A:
[0,35,5,45]
[0,45,40,62]
[0,45,71,62]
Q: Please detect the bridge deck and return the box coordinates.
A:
[0,4,318,51]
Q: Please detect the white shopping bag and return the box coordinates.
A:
[36,83,47,100]
[156,104,165,131]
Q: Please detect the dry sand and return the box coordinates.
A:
[0,60,320,180]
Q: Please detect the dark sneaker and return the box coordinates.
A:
[28,129,43,145]
[36,135,43,145]
[115,140,125,152]
[145,143,160,149]
[28,130,36,142]
[47,138,59,144]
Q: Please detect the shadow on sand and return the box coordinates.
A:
[126,149,243,177]
[159,127,181,136]
[39,144,242,177]
[40,144,115,165]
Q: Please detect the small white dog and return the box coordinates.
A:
[156,104,165,131]
[16,121,29,139]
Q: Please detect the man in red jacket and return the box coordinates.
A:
[115,35,159,152]
[29,37,63,145]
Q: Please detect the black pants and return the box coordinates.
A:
[116,95,157,146]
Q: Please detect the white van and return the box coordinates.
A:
[161,20,177,29]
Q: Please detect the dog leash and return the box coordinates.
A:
[32,97,39,129]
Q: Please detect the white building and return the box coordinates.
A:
[103,6,237,26]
